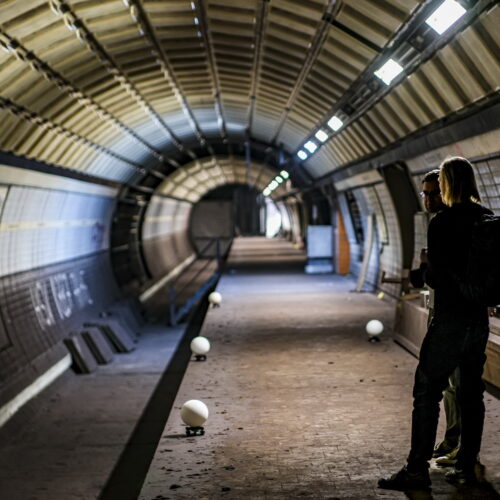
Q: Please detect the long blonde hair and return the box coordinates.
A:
[439,157,481,206]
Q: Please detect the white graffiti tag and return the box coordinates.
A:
[31,280,56,330]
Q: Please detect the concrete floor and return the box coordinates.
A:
[0,324,186,500]
[140,237,500,500]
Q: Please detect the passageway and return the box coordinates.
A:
[140,238,500,499]
[1,1,499,498]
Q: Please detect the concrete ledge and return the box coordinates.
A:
[395,297,500,389]
[0,354,71,428]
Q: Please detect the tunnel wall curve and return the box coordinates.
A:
[0,165,120,411]
[334,129,500,298]
[141,195,194,279]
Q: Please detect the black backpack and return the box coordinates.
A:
[457,213,500,307]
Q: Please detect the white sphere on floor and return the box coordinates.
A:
[366,319,384,336]
[208,291,222,305]
[181,400,209,427]
[190,336,211,355]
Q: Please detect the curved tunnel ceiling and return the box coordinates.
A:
[0,0,498,190]
[155,156,289,202]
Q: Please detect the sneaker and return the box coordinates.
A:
[433,441,457,458]
[445,468,477,485]
[378,466,431,491]
[435,446,459,467]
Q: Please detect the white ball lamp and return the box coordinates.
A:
[208,291,222,307]
[366,319,384,342]
[181,399,209,436]
[190,336,210,361]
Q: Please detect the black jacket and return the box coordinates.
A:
[425,201,492,320]
[410,264,427,289]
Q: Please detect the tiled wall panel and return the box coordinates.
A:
[142,196,194,279]
[339,182,402,296]
[0,186,114,277]
[353,189,380,292]
[412,212,429,271]
[0,252,120,404]
[474,157,500,214]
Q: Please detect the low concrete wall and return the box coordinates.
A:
[394,296,500,390]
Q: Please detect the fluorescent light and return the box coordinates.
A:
[263,188,270,196]
[315,130,328,142]
[425,0,466,35]
[191,2,196,9]
[304,141,317,153]
[374,58,404,85]
[194,17,199,25]
[327,116,343,131]
[269,180,278,190]
[280,170,289,179]
[276,176,283,183]
[297,150,308,160]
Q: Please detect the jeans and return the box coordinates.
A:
[440,367,461,450]
[427,309,461,452]
[407,312,489,471]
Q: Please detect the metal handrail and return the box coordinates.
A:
[169,237,221,287]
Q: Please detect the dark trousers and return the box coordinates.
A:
[407,312,489,471]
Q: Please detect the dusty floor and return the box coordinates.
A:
[140,237,500,500]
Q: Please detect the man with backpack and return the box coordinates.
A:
[409,170,462,465]
[379,157,494,491]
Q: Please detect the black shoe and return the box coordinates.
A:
[445,468,477,485]
[378,466,431,491]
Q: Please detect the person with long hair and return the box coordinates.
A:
[379,157,492,491]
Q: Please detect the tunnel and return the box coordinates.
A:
[0,0,499,498]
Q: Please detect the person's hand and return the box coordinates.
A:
[420,248,428,264]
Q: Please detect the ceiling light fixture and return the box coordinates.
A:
[297,150,308,160]
[425,0,466,35]
[374,58,404,85]
[315,130,328,142]
[304,141,317,153]
[327,116,343,131]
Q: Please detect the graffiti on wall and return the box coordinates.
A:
[30,270,93,330]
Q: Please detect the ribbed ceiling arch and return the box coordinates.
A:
[155,155,288,202]
[0,0,498,187]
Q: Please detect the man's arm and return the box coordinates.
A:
[410,262,427,289]
[424,218,441,289]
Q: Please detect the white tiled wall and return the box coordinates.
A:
[141,195,194,279]
[348,189,380,291]
[0,185,114,277]
[412,212,429,270]
[374,183,403,276]
[339,182,403,295]
[142,196,192,241]
[474,157,500,214]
